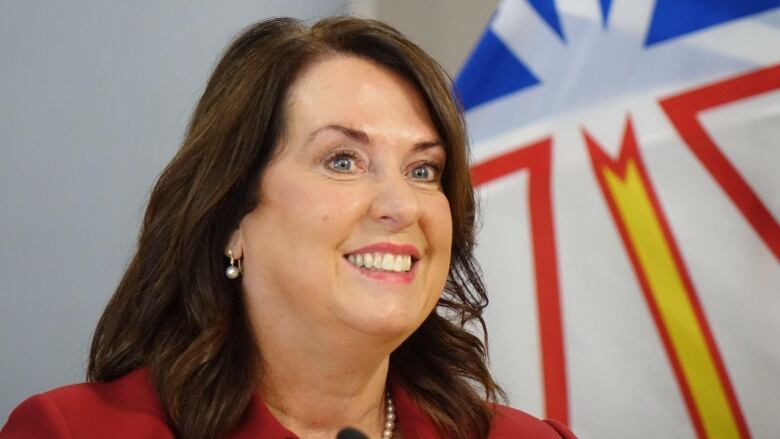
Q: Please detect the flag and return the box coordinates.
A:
[456,1,780,438]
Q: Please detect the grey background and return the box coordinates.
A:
[0,0,497,422]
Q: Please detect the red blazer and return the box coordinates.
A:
[1,369,576,438]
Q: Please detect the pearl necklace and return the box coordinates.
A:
[382,389,396,439]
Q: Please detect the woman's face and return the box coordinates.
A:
[232,56,453,341]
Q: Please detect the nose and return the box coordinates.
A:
[368,172,421,231]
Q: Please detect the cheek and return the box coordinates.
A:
[262,175,367,245]
[421,193,454,282]
[429,194,453,248]
[265,170,329,217]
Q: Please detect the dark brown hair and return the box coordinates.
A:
[88,16,504,439]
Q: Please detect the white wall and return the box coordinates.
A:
[0,0,350,421]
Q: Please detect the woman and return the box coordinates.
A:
[2,17,575,439]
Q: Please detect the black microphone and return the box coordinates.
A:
[336,427,369,439]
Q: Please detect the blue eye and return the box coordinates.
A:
[326,151,359,173]
[409,163,440,182]
[330,157,353,172]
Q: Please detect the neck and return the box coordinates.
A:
[253,317,399,438]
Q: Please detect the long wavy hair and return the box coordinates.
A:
[88,16,504,439]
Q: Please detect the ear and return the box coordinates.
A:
[225,226,244,259]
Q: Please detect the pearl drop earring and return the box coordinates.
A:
[225,249,242,279]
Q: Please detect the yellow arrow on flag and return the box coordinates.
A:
[584,118,749,439]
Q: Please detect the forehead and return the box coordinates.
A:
[283,55,438,143]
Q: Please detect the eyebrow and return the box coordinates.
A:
[306,124,444,152]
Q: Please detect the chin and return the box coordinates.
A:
[348,305,431,341]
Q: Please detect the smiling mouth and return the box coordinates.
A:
[345,252,416,273]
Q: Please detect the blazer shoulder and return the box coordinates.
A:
[44,369,162,415]
[1,393,73,439]
[490,404,577,439]
[1,369,171,439]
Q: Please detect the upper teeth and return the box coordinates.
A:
[347,253,413,272]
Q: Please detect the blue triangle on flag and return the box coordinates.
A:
[599,0,613,26]
[528,0,565,40]
[645,0,780,46]
[455,29,540,112]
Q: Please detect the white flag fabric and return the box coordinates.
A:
[456,1,780,438]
